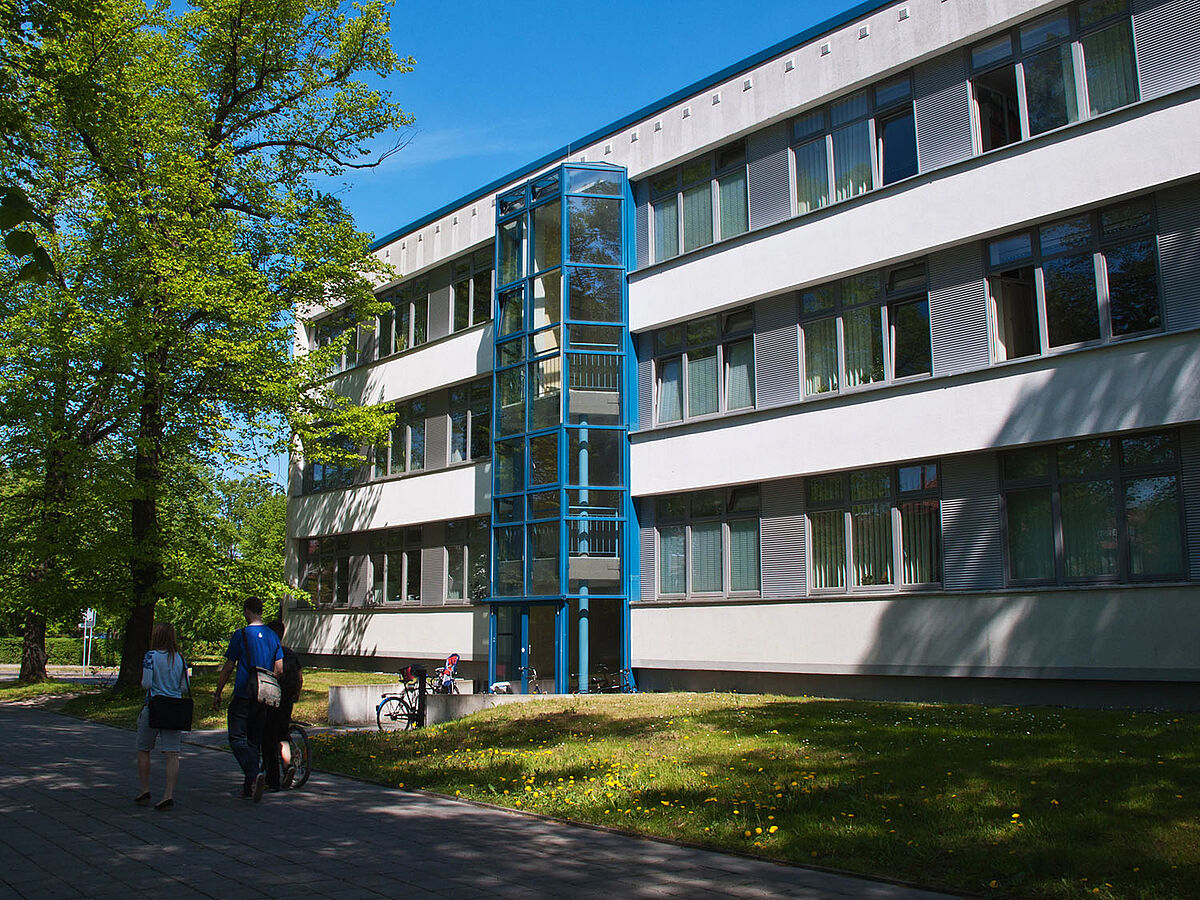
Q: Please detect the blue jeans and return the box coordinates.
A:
[227,696,267,787]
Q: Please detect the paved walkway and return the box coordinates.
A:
[0,704,958,899]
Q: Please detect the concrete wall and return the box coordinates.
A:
[631,329,1200,495]
[630,583,1200,681]
[285,606,488,666]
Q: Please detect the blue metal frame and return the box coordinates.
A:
[488,163,636,694]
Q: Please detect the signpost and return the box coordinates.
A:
[80,608,96,668]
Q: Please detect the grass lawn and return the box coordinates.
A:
[0,678,103,703]
[59,667,377,729]
[311,693,1199,899]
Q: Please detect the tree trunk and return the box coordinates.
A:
[18,612,48,683]
[116,370,165,689]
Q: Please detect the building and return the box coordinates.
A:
[286,0,1200,706]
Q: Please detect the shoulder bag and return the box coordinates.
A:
[147,656,194,731]
[242,627,282,708]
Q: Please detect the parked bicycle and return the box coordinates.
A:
[284,721,312,788]
[377,664,425,730]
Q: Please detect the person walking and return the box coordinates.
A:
[135,622,188,811]
[212,596,283,802]
[262,619,304,791]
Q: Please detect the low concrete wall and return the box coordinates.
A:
[328,683,548,727]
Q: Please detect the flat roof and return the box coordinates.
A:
[370,0,892,252]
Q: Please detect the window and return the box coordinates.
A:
[370,527,423,605]
[800,262,931,397]
[301,435,360,494]
[300,537,351,607]
[987,198,1161,361]
[313,314,362,375]
[1002,432,1184,583]
[650,141,748,261]
[374,398,426,477]
[446,517,489,602]
[807,463,941,591]
[375,277,430,360]
[792,73,917,217]
[657,487,760,596]
[971,0,1138,152]
[450,378,491,464]
[452,247,494,333]
[652,307,754,424]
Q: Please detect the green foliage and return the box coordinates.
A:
[0,636,120,665]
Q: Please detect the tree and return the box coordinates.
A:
[1,0,410,684]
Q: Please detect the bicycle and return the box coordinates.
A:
[285,721,312,788]
[377,665,425,730]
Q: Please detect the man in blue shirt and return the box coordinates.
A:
[213,596,283,801]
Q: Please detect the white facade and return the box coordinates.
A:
[288,0,1200,704]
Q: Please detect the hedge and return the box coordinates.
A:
[0,637,121,666]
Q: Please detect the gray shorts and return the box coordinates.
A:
[136,705,182,753]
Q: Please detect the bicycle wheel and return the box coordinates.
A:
[286,723,311,788]
[377,694,418,730]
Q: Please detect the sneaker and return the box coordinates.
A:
[252,772,265,803]
[281,765,296,790]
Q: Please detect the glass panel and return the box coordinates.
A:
[898,463,938,492]
[495,439,524,495]
[528,432,558,486]
[1125,476,1183,576]
[793,108,825,139]
[568,196,622,265]
[843,305,885,387]
[692,490,723,517]
[498,189,525,217]
[842,271,882,306]
[991,269,1040,361]
[1101,199,1152,238]
[729,519,760,591]
[1041,216,1092,256]
[494,496,521,524]
[659,525,686,594]
[1020,12,1070,52]
[728,486,761,513]
[1044,253,1100,346]
[495,525,523,596]
[453,280,471,331]
[975,65,1022,151]
[803,318,838,395]
[532,273,562,331]
[389,422,406,473]
[447,546,464,601]
[530,357,562,431]
[568,167,622,196]
[386,550,405,602]
[851,501,893,586]
[567,352,621,426]
[880,111,917,185]
[498,336,524,367]
[801,283,835,315]
[529,490,560,518]
[409,415,425,471]
[1106,238,1160,336]
[568,267,623,322]
[655,325,683,354]
[718,169,748,239]
[530,326,560,358]
[832,120,873,201]
[411,295,427,347]
[405,549,421,603]
[658,494,687,520]
[891,298,931,378]
[989,233,1033,268]
[888,263,926,294]
[681,158,711,186]
[532,199,562,272]
[654,195,679,260]
[568,428,621,486]
[851,468,890,501]
[1083,22,1137,115]
[468,519,490,600]
[531,173,559,201]
[571,324,622,350]
[657,356,682,423]
[1121,433,1176,469]
[807,474,843,506]
[686,317,718,346]
[394,297,410,352]
[725,339,754,410]
[569,488,622,515]
[1024,44,1078,136]
[900,499,941,584]
[1061,479,1117,577]
[830,91,869,126]
[1004,447,1050,481]
[473,269,492,323]
[716,142,746,170]
[686,346,719,417]
[690,522,723,592]
[470,380,491,460]
[1059,439,1112,477]
[724,307,754,334]
[377,311,393,358]
[875,75,912,108]
[498,286,524,337]
[972,34,1013,70]
[795,138,830,215]
[809,509,846,589]
[682,182,714,253]
[498,366,525,435]
[1080,0,1127,27]
[499,218,525,286]
[1006,488,1055,580]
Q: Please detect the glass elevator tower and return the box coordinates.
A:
[488,164,635,694]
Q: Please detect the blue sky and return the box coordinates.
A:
[333,0,838,241]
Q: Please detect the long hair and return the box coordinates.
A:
[151,622,180,662]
